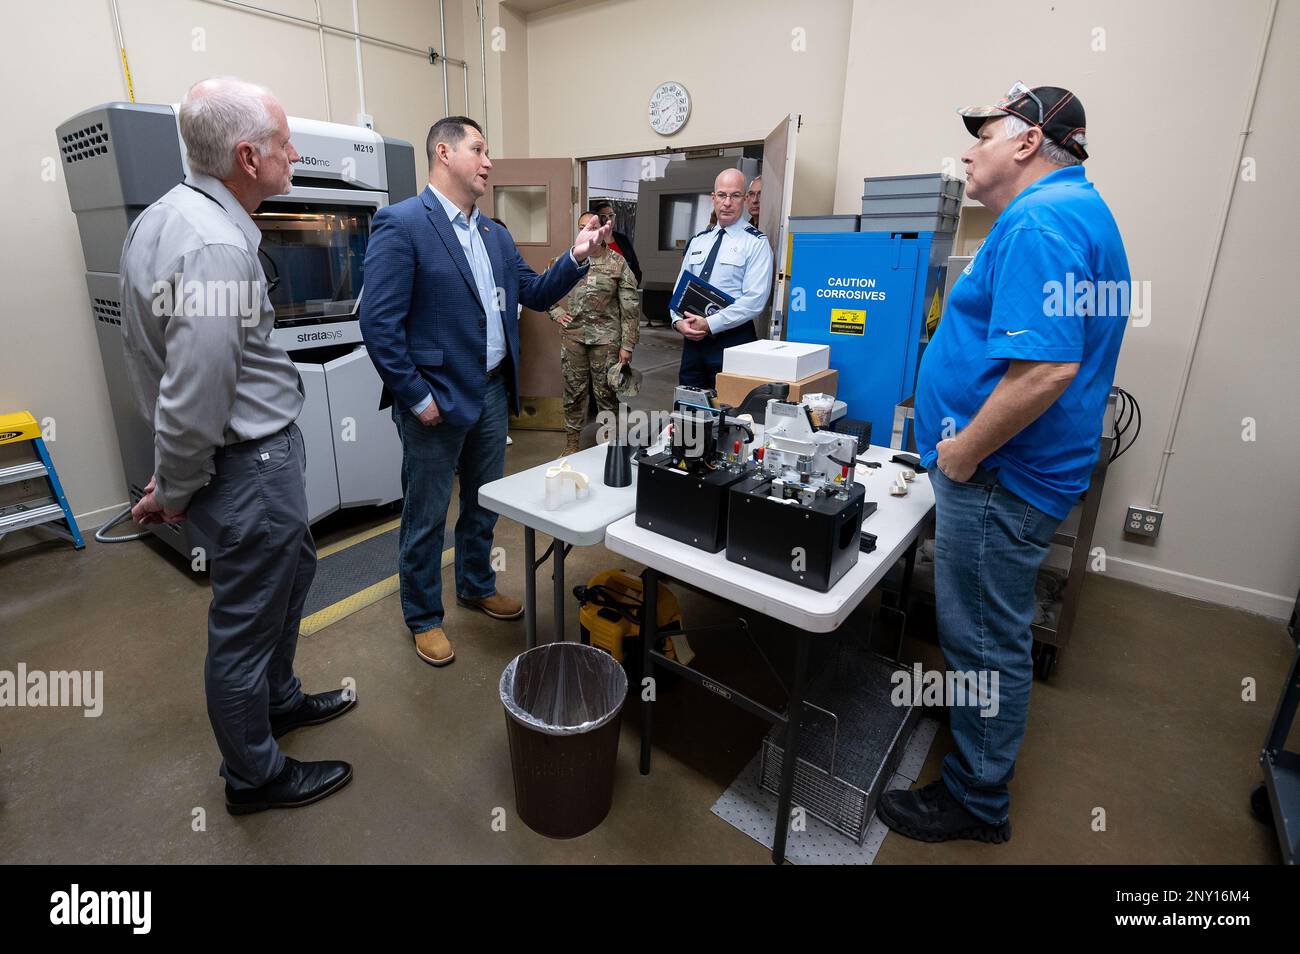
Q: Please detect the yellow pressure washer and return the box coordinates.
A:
[574,569,685,664]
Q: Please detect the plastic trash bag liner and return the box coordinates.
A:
[499,642,627,736]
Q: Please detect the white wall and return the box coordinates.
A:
[519,0,854,216]
[832,0,1299,617]
[1,0,485,535]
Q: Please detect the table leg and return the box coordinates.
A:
[893,536,920,658]
[899,536,918,610]
[524,527,537,650]
[553,537,566,643]
[772,631,810,865]
[640,567,658,776]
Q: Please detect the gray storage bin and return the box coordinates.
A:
[789,214,861,233]
[862,173,963,198]
[860,192,963,216]
[859,210,959,234]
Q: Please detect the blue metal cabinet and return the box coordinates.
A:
[786,231,952,442]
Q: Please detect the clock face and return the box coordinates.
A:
[649,81,690,136]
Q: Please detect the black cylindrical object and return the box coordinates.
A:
[603,442,633,487]
[500,643,627,838]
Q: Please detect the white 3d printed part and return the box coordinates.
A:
[544,459,590,510]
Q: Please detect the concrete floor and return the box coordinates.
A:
[1,327,1294,863]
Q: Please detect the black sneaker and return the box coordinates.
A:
[876,779,1011,844]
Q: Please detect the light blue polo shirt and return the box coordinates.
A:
[915,165,1131,518]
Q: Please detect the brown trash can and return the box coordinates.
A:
[500,642,628,839]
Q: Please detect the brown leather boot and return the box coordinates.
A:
[456,592,525,621]
[563,433,580,455]
[413,627,455,666]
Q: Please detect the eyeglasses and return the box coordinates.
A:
[257,248,281,295]
[1003,80,1045,125]
[712,192,744,202]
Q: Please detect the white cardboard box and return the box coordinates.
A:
[721,340,830,382]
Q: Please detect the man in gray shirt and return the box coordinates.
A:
[121,77,354,814]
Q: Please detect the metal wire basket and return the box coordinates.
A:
[759,649,919,844]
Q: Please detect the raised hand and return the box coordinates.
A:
[572,216,613,261]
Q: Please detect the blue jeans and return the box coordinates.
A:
[929,464,1062,824]
[392,375,508,633]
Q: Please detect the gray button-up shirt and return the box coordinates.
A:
[119,172,303,511]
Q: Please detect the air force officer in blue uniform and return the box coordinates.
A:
[670,168,774,389]
[361,116,611,667]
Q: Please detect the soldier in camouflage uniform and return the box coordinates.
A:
[549,212,641,454]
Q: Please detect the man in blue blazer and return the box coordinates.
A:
[361,116,610,667]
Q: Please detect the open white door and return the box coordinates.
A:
[760,114,799,340]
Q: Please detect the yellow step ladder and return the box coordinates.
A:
[0,411,85,550]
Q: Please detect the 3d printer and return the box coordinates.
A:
[634,386,756,552]
[726,399,872,591]
[57,102,417,560]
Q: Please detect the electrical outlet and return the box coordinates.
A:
[1124,505,1163,539]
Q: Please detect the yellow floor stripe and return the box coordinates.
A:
[300,574,398,636]
[300,543,455,637]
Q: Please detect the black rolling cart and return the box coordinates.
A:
[1252,585,1300,864]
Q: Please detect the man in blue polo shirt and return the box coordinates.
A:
[877,83,1130,844]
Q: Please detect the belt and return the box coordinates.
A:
[217,423,295,459]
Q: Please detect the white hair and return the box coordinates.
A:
[1001,114,1082,167]
[179,77,279,178]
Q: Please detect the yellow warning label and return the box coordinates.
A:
[925,288,942,334]
[830,308,865,335]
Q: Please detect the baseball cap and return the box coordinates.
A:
[958,82,1089,160]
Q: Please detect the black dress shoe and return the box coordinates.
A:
[876,779,1011,844]
[270,689,357,738]
[225,757,353,815]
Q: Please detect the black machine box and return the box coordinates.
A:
[635,452,754,552]
[726,476,871,591]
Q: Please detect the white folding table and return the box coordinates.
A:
[477,402,849,648]
[479,442,638,648]
[603,444,935,863]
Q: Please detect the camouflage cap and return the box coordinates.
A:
[607,361,641,402]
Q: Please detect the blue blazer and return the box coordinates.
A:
[360,187,584,426]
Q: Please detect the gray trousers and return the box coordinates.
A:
[186,423,315,789]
